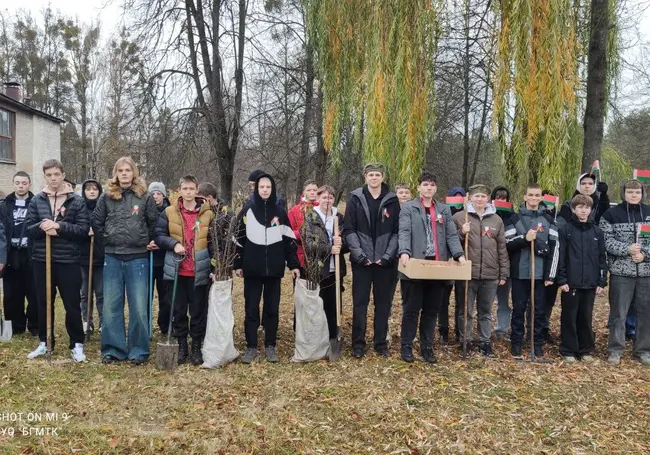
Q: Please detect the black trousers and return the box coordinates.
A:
[559,288,596,357]
[511,279,545,347]
[3,254,37,333]
[400,279,445,349]
[172,276,208,340]
[543,283,559,335]
[351,264,394,351]
[438,282,464,337]
[33,261,84,349]
[244,277,281,348]
[319,273,342,340]
[153,265,171,333]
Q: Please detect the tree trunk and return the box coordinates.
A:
[461,0,471,188]
[582,0,609,173]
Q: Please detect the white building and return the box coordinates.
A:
[0,82,64,195]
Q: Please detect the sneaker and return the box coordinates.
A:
[352,347,365,359]
[580,355,596,363]
[241,348,258,364]
[28,342,47,359]
[29,328,39,337]
[401,345,414,363]
[71,343,87,362]
[607,353,621,365]
[563,356,578,363]
[102,355,120,364]
[265,346,279,363]
[511,344,522,358]
[639,353,650,366]
[376,347,390,358]
[534,345,544,357]
[479,343,492,357]
[438,328,449,346]
[421,347,437,364]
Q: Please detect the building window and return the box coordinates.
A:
[0,108,15,161]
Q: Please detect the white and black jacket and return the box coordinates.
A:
[234,173,299,278]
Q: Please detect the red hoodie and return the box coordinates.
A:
[287,197,318,268]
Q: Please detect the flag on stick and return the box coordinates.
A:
[542,194,559,208]
[633,169,650,182]
[638,224,650,241]
[445,196,464,208]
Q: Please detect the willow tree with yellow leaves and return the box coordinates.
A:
[303,0,438,187]
[494,0,582,195]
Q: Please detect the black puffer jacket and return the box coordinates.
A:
[26,186,89,264]
[79,179,105,267]
[556,216,607,289]
[152,198,170,267]
[92,180,159,256]
[234,173,299,278]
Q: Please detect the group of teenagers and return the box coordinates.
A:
[0,156,648,367]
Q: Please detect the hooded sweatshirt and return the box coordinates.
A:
[234,173,299,277]
[491,186,515,224]
[448,187,466,216]
[80,179,105,266]
[599,181,650,277]
[558,173,610,225]
[25,182,89,264]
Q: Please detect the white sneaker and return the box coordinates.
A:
[607,353,621,365]
[563,356,577,363]
[27,342,47,359]
[71,343,87,362]
[581,355,596,363]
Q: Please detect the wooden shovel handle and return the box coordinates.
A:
[334,217,341,326]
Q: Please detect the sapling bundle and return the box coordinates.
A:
[301,207,331,290]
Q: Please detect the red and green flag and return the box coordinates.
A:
[445,196,464,208]
[639,224,650,239]
[633,169,650,182]
[591,160,600,176]
[542,194,559,208]
[493,200,513,212]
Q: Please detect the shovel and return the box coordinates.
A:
[156,258,180,370]
[148,250,154,339]
[46,234,52,363]
[85,236,94,342]
[329,217,342,361]
[0,277,12,342]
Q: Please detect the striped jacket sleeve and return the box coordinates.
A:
[545,219,560,281]
[505,214,527,253]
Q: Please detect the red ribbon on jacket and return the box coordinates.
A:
[420,197,440,261]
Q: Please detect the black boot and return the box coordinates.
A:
[479,342,492,357]
[191,338,203,366]
[439,327,449,345]
[421,347,437,364]
[177,337,188,364]
[401,345,414,363]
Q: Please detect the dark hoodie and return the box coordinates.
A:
[152,196,170,267]
[448,186,466,216]
[234,173,299,277]
[558,173,610,225]
[80,179,105,267]
[491,186,515,224]
[0,190,34,268]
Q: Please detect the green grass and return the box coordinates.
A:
[0,275,648,454]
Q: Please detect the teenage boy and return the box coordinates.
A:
[0,171,37,335]
[149,181,171,335]
[600,180,650,365]
[491,186,514,340]
[235,173,300,364]
[26,160,89,362]
[398,171,465,363]
[288,179,320,277]
[80,179,105,334]
[94,157,159,365]
[344,163,400,358]
[559,173,610,224]
[505,183,558,358]
[453,184,509,356]
[395,184,412,205]
[155,175,215,365]
[556,194,607,362]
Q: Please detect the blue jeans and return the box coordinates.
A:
[495,279,511,335]
[101,255,150,360]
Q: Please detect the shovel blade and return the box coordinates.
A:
[156,341,179,370]
[328,329,343,362]
[0,320,12,342]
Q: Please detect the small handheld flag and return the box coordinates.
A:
[638,224,650,240]
[542,194,559,208]
[493,200,513,212]
[445,196,464,208]
[633,169,650,183]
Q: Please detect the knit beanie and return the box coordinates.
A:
[148,182,167,197]
[468,184,491,197]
